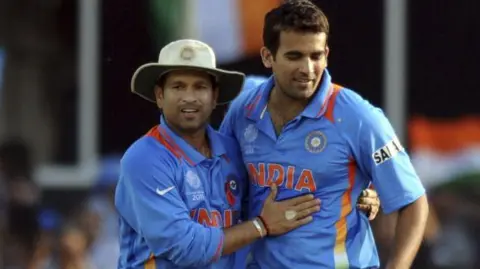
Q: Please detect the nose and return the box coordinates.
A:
[180,87,199,103]
[298,58,315,74]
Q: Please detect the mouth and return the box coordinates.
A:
[180,108,200,114]
[293,78,314,84]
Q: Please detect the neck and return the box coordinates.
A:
[166,121,211,157]
[181,129,208,151]
[268,85,309,121]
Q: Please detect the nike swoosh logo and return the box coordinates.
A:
[156,186,175,196]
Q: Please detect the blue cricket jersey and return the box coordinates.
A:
[220,70,426,269]
[115,117,247,269]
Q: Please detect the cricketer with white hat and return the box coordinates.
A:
[131,39,245,105]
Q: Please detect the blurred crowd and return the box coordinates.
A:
[0,137,479,269]
[0,138,120,269]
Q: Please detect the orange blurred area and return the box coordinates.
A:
[410,116,480,153]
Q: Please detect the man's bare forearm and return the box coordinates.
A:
[222,219,264,255]
[386,195,429,269]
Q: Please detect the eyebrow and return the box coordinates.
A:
[167,80,185,85]
[168,79,211,86]
[284,50,325,57]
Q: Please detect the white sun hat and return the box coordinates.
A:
[131,39,245,105]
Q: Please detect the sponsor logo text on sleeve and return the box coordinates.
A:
[372,137,404,165]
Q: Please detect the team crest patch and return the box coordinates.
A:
[185,170,201,189]
[180,46,195,61]
[243,124,258,143]
[305,131,327,153]
[225,175,240,207]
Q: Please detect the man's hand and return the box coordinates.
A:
[260,184,320,236]
[222,184,319,256]
[357,189,380,220]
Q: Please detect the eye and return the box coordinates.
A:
[311,52,325,61]
[284,51,304,61]
[196,84,210,90]
[285,54,302,61]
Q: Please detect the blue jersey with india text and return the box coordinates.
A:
[115,117,247,269]
[220,70,426,269]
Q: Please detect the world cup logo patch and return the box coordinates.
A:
[185,170,201,189]
[243,124,258,143]
[305,131,327,153]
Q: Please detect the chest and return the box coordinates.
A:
[177,158,244,228]
[237,119,353,197]
[269,109,290,136]
[269,106,304,136]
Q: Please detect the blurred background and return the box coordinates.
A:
[0,0,478,268]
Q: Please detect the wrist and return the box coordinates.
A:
[251,217,267,238]
[257,215,270,236]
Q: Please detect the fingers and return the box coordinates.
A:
[266,183,278,202]
[368,206,379,221]
[295,205,320,220]
[358,197,379,206]
[293,216,314,227]
[362,189,378,198]
[358,190,380,206]
[293,198,321,212]
[357,203,380,221]
[357,204,371,213]
[283,193,316,206]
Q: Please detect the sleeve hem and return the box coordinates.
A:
[382,189,426,214]
[209,229,225,262]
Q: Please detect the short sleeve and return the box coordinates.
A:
[338,90,426,214]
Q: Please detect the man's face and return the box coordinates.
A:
[155,70,218,134]
[262,31,329,100]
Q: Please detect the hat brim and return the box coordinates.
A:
[131,63,245,105]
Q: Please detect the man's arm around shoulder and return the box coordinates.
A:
[116,139,320,267]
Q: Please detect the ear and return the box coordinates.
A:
[325,46,330,67]
[260,47,274,68]
[154,86,164,109]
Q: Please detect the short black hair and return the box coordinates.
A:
[263,0,330,56]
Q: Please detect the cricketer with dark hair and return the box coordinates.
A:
[220,1,429,268]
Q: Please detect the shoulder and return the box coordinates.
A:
[121,128,179,174]
[228,78,267,115]
[214,131,239,149]
[212,130,245,170]
[243,75,268,92]
[213,131,242,160]
[329,86,397,149]
[334,86,380,116]
[330,85,386,129]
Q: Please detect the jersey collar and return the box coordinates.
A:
[158,116,227,166]
[245,69,334,122]
[301,69,334,118]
